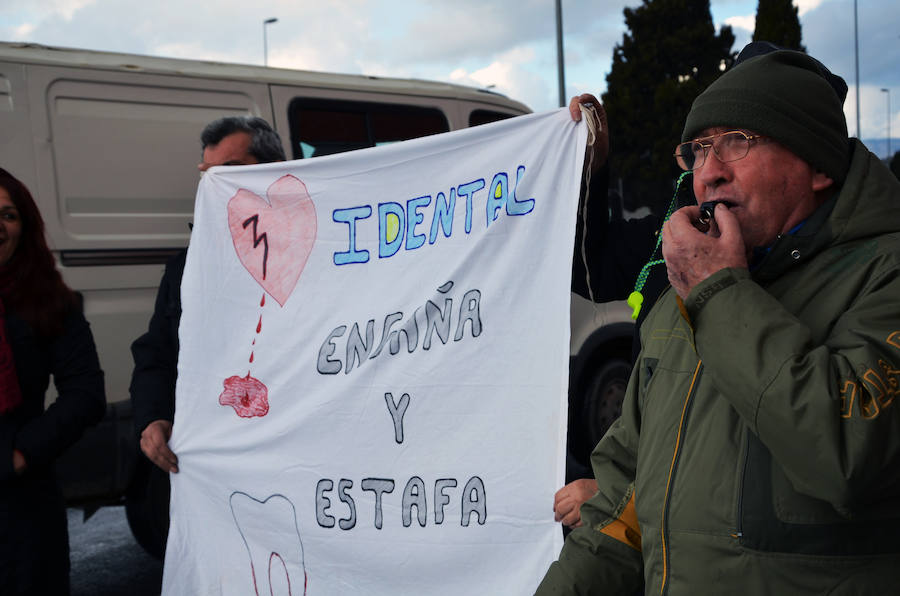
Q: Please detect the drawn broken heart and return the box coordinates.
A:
[228,175,317,306]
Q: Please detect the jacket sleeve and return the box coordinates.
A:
[13,306,106,469]
[536,364,645,594]
[130,251,184,436]
[687,264,900,512]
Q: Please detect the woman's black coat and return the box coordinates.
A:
[0,302,105,594]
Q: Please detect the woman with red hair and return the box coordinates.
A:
[0,167,105,594]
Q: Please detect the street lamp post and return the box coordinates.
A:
[555,0,565,108]
[854,0,860,138]
[882,88,891,160]
[263,17,278,67]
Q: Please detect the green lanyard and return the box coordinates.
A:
[626,171,692,320]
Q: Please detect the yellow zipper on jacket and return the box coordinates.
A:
[659,359,703,596]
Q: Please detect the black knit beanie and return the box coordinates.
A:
[682,47,850,183]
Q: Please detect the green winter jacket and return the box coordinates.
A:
[538,140,900,595]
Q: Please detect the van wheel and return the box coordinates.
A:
[125,455,170,560]
[578,358,630,459]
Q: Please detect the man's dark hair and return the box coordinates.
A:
[200,116,286,163]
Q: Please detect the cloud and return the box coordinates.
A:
[0,0,623,113]
[801,0,900,87]
[0,0,96,41]
[151,42,251,66]
[355,0,563,80]
[794,0,825,16]
[1,0,894,136]
[262,3,374,73]
[0,0,96,21]
[388,1,547,63]
[445,46,551,112]
[4,0,378,70]
[344,0,628,111]
[52,0,96,20]
[12,23,36,38]
[723,14,754,33]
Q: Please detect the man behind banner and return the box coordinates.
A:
[537,47,900,593]
[133,116,286,473]
[129,116,285,552]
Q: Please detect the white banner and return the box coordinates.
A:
[163,107,586,595]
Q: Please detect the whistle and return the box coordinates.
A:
[698,200,735,226]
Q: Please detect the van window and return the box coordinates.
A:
[288,98,449,159]
[469,109,516,127]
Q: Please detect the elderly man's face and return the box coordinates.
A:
[198,131,259,172]
[691,126,833,253]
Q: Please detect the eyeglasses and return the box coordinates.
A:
[674,130,766,171]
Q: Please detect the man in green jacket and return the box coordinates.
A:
[538,45,900,594]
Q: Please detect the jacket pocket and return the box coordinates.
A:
[740,433,900,556]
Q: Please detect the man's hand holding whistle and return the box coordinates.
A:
[662,201,748,299]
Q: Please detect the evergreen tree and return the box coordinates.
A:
[753,0,805,51]
[602,0,735,213]
[890,151,900,181]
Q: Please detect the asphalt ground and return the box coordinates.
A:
[67,506,163,596]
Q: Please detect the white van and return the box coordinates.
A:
[0,41,633,552]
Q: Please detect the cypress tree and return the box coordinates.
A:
[602,0,735,213]
[753,0,805,51]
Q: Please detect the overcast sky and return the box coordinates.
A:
[1,0,897,146]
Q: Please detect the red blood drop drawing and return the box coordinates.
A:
[219,373,269,418]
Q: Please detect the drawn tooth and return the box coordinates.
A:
[230,492,307,596]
